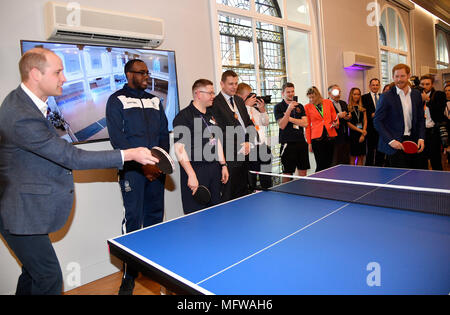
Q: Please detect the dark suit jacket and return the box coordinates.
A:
[331,99,350,144]
[209,92,256,167]
[0,86,123,235]
[373,87,425,155]
[362,92,379,143]
[426,88,447,126]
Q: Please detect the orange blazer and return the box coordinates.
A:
[304,99,338,144]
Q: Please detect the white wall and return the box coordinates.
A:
[320,0,380,98]
[0,0,215,294]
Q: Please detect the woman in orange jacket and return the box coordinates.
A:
[305,86,339,172]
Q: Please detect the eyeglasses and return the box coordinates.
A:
[198,91,216,96]
[129,70,150,76]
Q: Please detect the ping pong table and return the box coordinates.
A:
[108,165,450,295]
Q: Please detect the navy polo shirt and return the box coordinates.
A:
[274,100,306,144]
[173,102,219,164]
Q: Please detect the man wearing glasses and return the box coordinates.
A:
[173,79,229,214]
[106,59,169,295]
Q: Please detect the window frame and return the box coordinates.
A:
[210,0,318,94]
[209,0,318,177]
[436,29,449,69]
[376,5,410,86]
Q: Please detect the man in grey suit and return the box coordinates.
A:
[0,48,158,295]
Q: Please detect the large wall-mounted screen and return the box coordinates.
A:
[21,40,180,144]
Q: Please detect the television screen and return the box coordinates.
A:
[20,40,180,143]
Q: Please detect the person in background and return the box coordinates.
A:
[347,88,368,166]
[444,82,450,164]
[106,59,170,295]
[328,84,351,165]
[304,86,338,172]
[173,79,228,214]
[0,48,158,295]
[209,70,257,201]
[418,75,446,170]
[274,82,309,182]
[373,64,425,169]
[236,83,272,190]
[382,82,395,93]
[362,78,384,167]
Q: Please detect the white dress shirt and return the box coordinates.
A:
[246,106,270,145]
[396,86,412,136]
[424,91,435,128]
[221,91,247,133]
[371,91,380,109]
[21,83,48,118]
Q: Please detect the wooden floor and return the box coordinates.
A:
[64,272,161,295]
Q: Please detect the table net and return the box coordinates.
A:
[270,176,450,216]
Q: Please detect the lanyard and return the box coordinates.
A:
[353,107,362,124]
[200,115,214,139]
[315,103,323,117]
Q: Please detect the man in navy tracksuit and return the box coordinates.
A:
[106,59,169,295]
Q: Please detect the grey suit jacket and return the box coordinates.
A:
[0,86,123,235]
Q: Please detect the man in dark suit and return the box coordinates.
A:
[209,70,257,202]
[362,78,387,167]
[373,64,425,169]
[328,84,351,165]
[0,48,158,295]
[419,75,446,170]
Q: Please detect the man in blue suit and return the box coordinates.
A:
[373,64,425,169]
[0,48,159,294]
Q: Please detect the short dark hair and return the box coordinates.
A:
[369,78,380,85]
[282,82,295,92]
[327,84,339,93]
[192,79,214,94]
[221,70,238,82]
[124,59,145,74]
[420,74,434,84]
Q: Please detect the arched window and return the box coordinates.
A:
[436,30,449,69]
[378,7,409,86]
[212,0,315,177]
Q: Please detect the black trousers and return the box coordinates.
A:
[0,216,62,295]
[311,137,335,172]
[420,127,443,170]
[248,145,272,190]
[366,133,385,166]
[221,163,249,203]
[180,162,222,214]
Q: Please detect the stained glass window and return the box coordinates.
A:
[215,0,313,178]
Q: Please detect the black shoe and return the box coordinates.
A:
[118,277,135,295]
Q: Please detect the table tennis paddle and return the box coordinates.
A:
[402,141,418,154]
[193,185,211,205]
[142,164,162,181]
[149,146,175,174]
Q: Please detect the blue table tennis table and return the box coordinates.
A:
[108,165,450,295]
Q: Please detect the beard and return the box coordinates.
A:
[132,77,148,91]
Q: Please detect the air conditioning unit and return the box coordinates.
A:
[44,1,164,48]
[343,51,377,70]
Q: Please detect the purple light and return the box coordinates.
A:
[344,64,372,71]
